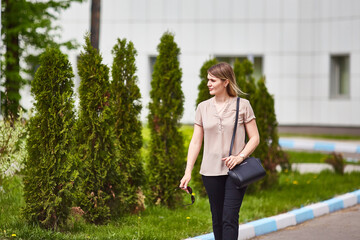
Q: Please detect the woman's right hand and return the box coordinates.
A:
[179,173,191,192]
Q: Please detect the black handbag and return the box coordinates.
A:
[227,97,266,189]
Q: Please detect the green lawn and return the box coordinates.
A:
[285,150,360,165]
[285,151,329,163]
[1,171,359,240]
[1,125,359,239]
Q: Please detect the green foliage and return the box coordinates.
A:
[233,58,256,97]
[110,38,144,214]
[193,58,218,196]
[196,58,217,106]
[0,110,27,180]
[252,77,290,188]
[75,36,119,224]
[22,48,77,230]
[147,32,185,207]
[286,151,328,163]
[0,175,24,227]
[0,0,84,118]
[286,150,360,166]
[252,78,279,169]
[325,152,345,175]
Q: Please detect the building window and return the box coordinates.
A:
[149,56,157,78]
[148,56,157,91]
[330,55,350,99]
[216,55,263,80]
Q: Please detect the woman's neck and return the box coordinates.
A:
[214,93,231,103]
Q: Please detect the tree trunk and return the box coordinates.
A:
[3,0,22,119]
[90,0,101,49]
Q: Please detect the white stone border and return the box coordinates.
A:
[278,138,360,154]
[185,189,360,240]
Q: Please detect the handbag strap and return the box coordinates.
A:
[229,97,240,156]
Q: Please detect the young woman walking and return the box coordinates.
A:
[179,62,260,240]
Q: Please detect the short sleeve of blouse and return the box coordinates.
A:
[194,104,203,126]
[243,99,256,123]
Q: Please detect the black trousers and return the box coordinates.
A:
[202,175,247,240]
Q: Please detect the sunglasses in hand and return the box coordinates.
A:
[176,186,195,206]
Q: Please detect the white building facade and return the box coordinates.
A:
[25,0,360,126]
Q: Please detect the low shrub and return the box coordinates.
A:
[325,152,345,175]
[0,111,27,181]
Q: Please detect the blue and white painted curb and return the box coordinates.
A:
[278,138,360,154]
[186,189,360,240]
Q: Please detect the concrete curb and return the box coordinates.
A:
[185,189,360,240]
[279,163,360,174]
[278,138,360,153]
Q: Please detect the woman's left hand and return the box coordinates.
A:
[222,155,244,170]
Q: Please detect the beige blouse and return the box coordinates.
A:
[195,97,256,176]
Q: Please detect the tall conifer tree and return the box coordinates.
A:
[111,38,144,214]
[252,77,278,171]
[147,32,185,207]
[23,48,76,229]
[76,36,119,224]
[234,59,289,189]
[233,58,257,101]
[253,77,289,187]
[196,58,217,106]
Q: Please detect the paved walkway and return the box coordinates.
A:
[252,204,360,240]
[186,190,360,240]
[275,163,360,174]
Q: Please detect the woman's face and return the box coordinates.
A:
[207,73,228,96]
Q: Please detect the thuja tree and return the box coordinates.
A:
[23,48,77,230]
[193,58,218,196]
[253,77,289,188]
[76,36,119,224]
[111,38,144,214]
[233,58,256,102]
[196,58,217,105]
[234,59,288,190]
[147,32,185,207]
